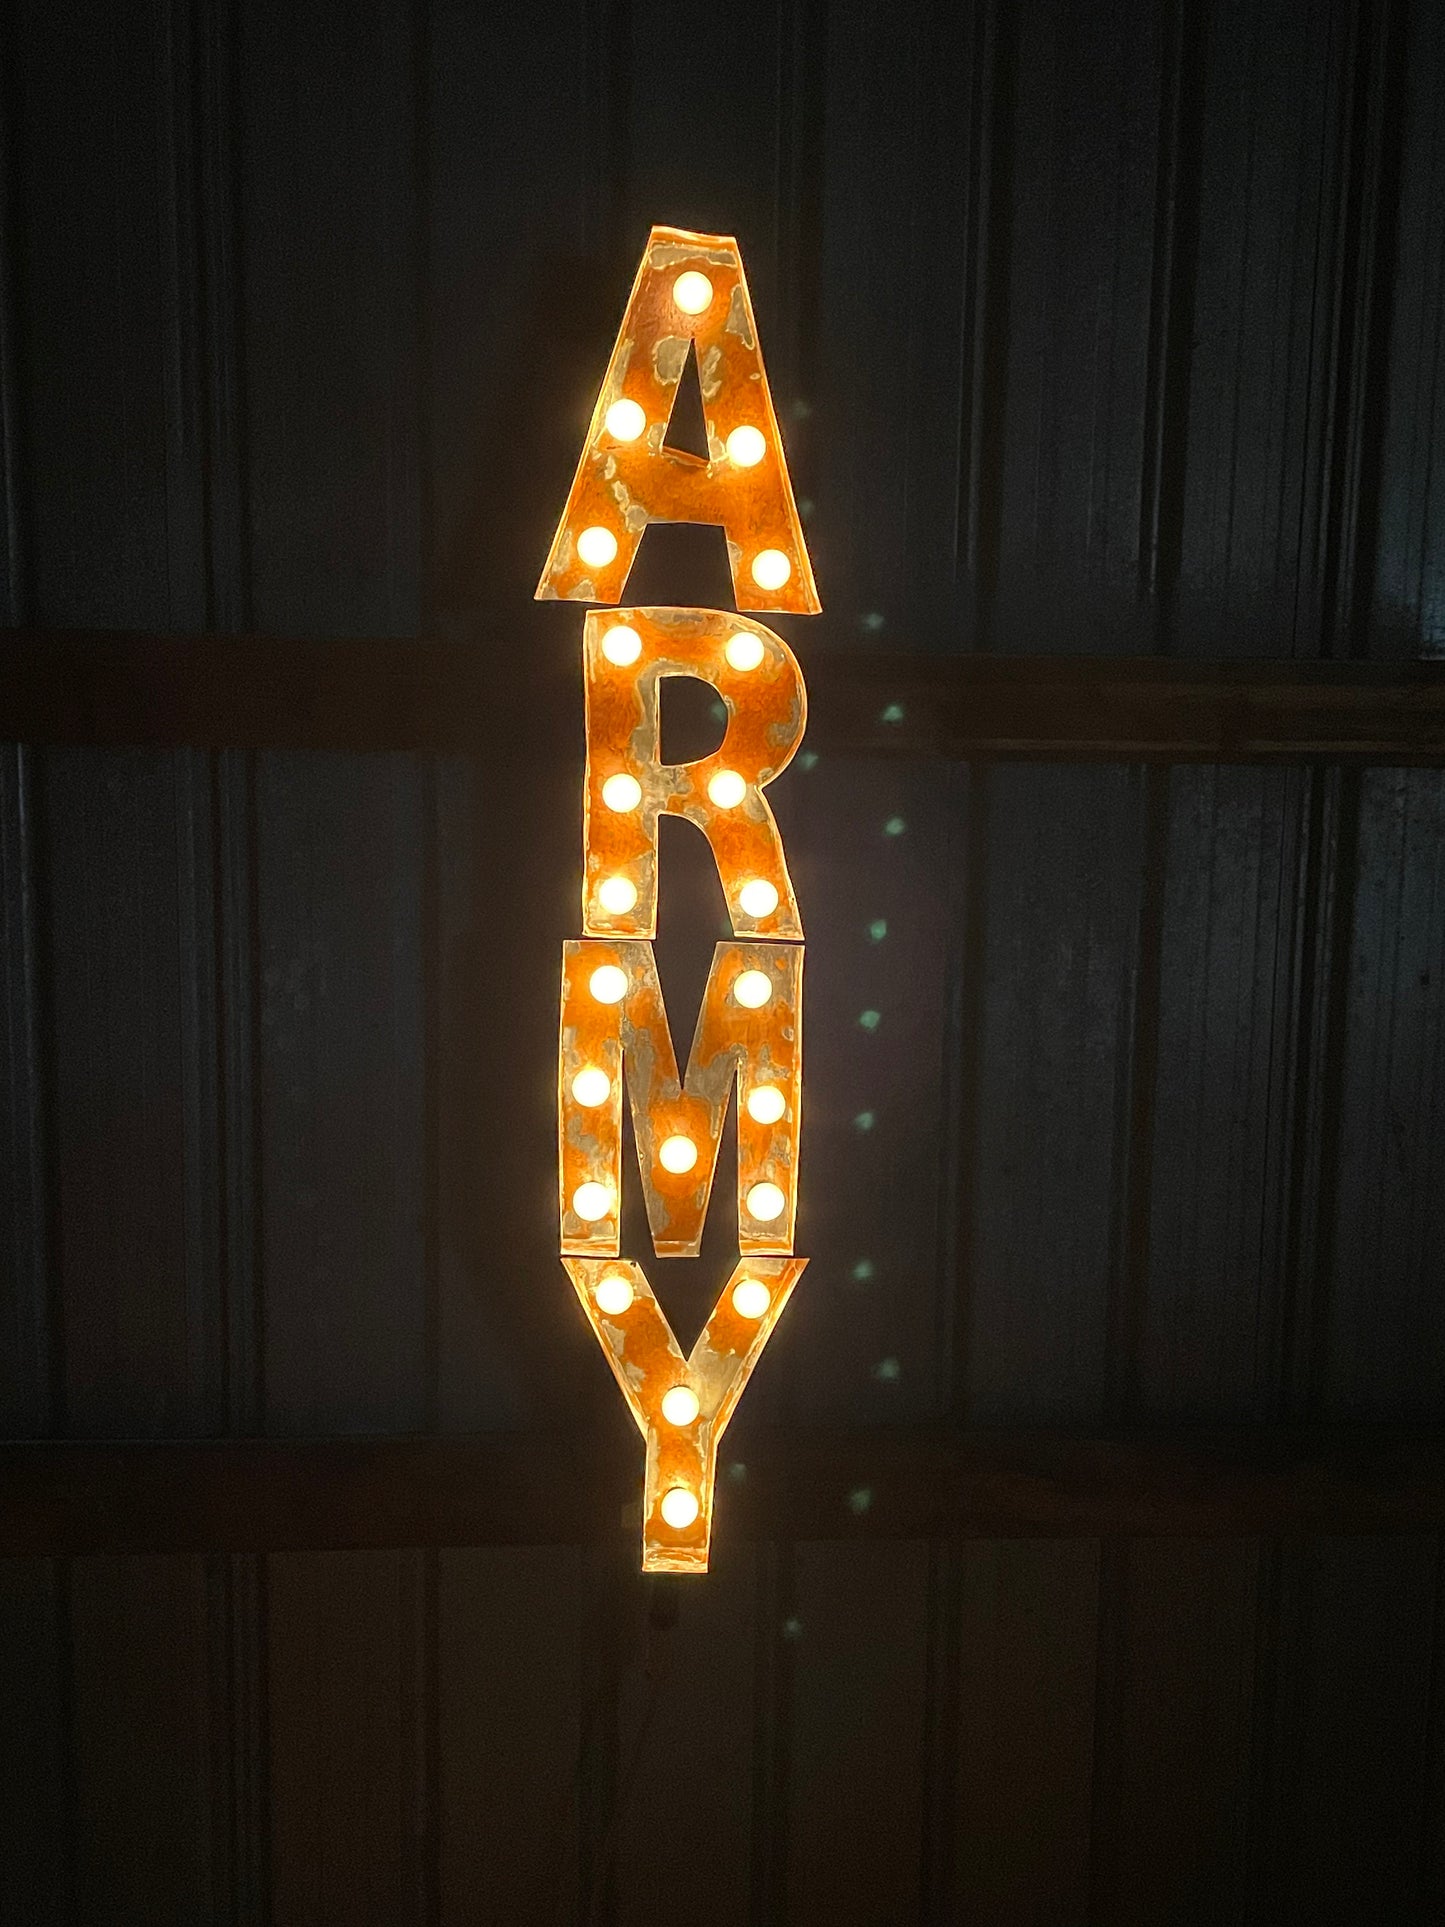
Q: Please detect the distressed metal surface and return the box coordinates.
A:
[561,1256,807,1571]
[559,938,803,1257]
[582,604,807,939]
[535,225,819,613]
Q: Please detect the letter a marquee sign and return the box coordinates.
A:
[540,226,816,1573]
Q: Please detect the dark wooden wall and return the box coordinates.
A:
[2,0,1444,1920]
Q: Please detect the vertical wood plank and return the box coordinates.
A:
[988,0,1166,657]
[437,1546,583,1923]
[268,1550,429,1927]
[1141,768,1307,1418]
[1250,1536,1439,1925]
[965,766,1146,1422]
[1173,0,1346,659]
[611,1554,759,1927]
[1095,1540,1257,1925]
[950,1541,1099,1926]
[1325,769,1445,1417]
[783,1540,930,1925]
[811,0,977,649]
[40,749,220,1435]
[0,1559,70,1924]
[1371,0,1445,658]
[68,1554,215,1921]
[0,748,51,1436]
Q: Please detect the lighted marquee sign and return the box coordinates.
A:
[541,225,817,1573]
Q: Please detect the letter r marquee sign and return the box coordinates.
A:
[539,225,817,1573]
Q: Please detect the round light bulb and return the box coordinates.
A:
[739,878,779,919]
[672,271,713,315]
[660,1486,700,1528]
[732,1278,772,1319]
[659,1134,698,1175]
[576,525,618,569]
[589,964,628,1004]
[604,398,646,442]
[595,1273,634,1316]
[707,769,747,809]
[734,970,773,1009]
[751,548,791,590]
[726,425,766,467]
[746,1084,786,1125]
[602,773,642,812]
[661,1385,700,1427]
[572,1182,612,1222]
[725,630,765,672]
[602,624,642,666]
[596,874,638,915]
[571,1066,611,1107]
[747,1182,786,1222]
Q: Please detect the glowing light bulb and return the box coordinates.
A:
[604,398,646,442]
[660,1486,700,1528]
[732,1278,771,1319]
[746,1084,786,1125]
[595,1273,634,1316]
[602,773,642,812]
[739,878,779,919]
[751,548,791,590]
[725,630,765,672]
[747,1181,786,1221]
[661,1385,700,1426]
[659,1134,698,1175]
[596,874,638,915]
[589,964,628,1004]
[571,1066,611,1107]
[577,525,618,569]
[672,271,713,315]
[726,425,766,467]
[602,624,642,666]
[707,769,746,809]
[734,970,772,1009]
[572,1182,612,1222]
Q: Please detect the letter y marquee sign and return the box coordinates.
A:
[540,226,816,1573]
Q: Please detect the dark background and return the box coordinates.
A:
[2,0,1444,1920]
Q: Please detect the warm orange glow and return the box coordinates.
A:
[558,939,802,1258]
[535,225,819,615]
[562,1255,807,1571]
[579,605,806,942]
[549,226,817,1575]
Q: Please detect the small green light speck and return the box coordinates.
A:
[710,699,727,724]
[861,611,886,632]
[850,1259,876,1284]
[872,1356,902,1383]
[783,1615,805,1640]
[884,816,906,837]
[854,1110,875,1132]
[847,1487,874,1515]
[727,1461,747,1485]
[879,702,905,724]
[858,1009,881,1032]
[799,750,820,772]
[868,918,888,942]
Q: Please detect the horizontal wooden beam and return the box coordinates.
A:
[3,628,1443,763]
[1,1424,1441,1555]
